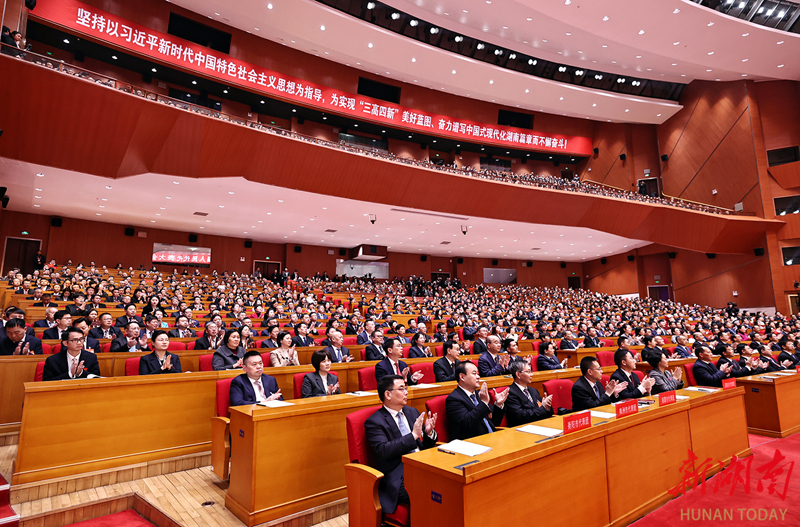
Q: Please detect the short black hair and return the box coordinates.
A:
[617,335,629,347]
[151,329,168,342]
[73,317,89,327]
[501,338,515,351]
[377,374,403,402]
[277,331,292,346]
[642,335,654,347]
[61,327,83,342]
[614,348,632,368]
[695,346,709,358]
[383,337,400,351]
[125,303,136,311]
[124,320,140,330]
[443,340,458,355]
[455,360,473,381]
[54,309,69,321]
[580,356,599,376]
[646,350,666,370]
[5,318,26,330]
[243,350,261,364]
[311,349,332,371]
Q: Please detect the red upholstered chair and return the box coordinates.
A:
[167,341,186,351]
[211,377,235,480]
[343,336,357,346]
[596,351,615,368]
[344,406,410,526]
[52,343,61,354]
[409,363,434,384]
[528,356,539,371]
[358,366,377,391]
[314,337,327,345]
[186,341,196,351]
[457,328,464,340]
[199,354,213,372]
[260,352,272,367]
[293,372,308,399]
[601,339,615,348]
[34,361,45,382]
[632,370,645,383]
[41,343,51,355]
[196,330,204,338]
[434,345,443,357]
[489,386,509,427]
[543,379,574,412]
[684,363,697,386]
[600,374,611,389]
[401,347,410,359]
[424,395,449,443]
[125,357,140,376]
[102,343,111,353]
[532,341,542,352]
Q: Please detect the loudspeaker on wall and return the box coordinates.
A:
[560,262,566,268]
[492,259,499,266]
[601,258,608,264]
[661,154,669,162]
[244,240,252,248]
[619,153,627,161]
[294,245,302,253]
[706,253,716,259]
[124,227,134,237]
[421,255,427,262]
[51,217,62,227]
[668,252,677,259]
[754,248,765,256]
[457,258,464,264]
[189,234,198,243]
[627,255,635,261]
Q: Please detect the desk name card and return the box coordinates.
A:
[658,391,677,406]
[563,411,592,434]
[722,378,736,390]
[615,399,639,419]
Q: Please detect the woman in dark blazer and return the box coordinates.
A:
[301,349,341,398]
[139,330,182,375]
[212,329,245,370]
[407,332,431,358]
[646,350,684,395]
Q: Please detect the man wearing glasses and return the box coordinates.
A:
[42,327,101,381]
[365,375,438,516]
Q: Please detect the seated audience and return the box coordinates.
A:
[240,325,256,350]
[692,346,732,387]
[33,307,58,328]
[323,329,353,363]
[407,332,431,358]
[72,317,101,354]
[167,315,196,338]
[88,313,121,339]
[42,310,72,340]
[504,360,553,426]
[194,321,222,350]
[115,304,143,327]
[291,322,315,347]
[364,329,386,361]
[270,331,300,367]
[229,350,282,405]
[446,361,506,440]
[646,350,685,395]
[537,341,567,370]
[610,349,655,399]
[583,327,602,348]
[478,335,510,377]
[139,330,182,375]
[717,343,765,377]
[375,337,423,386]
[0,318,43,355]
[301,349,341,398]
[43,327,102,381]
[259,325,280,348]
[433,340,462,382]
[110,321,150,353]
[213,328,246,370]
[571,356,628,411]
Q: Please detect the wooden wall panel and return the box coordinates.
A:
[657,81,705,156]
[638,253,673,298]
[580,122,628,189]
[629,124,662,186]
[293,119,339,142]
[582,253,639,295]
[285,243,337,278]
[754,81,800,151]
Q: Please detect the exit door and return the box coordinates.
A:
[3,237,42,277]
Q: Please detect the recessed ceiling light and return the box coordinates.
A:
[777,41,784,45]
[673,42,680,45]
[320,25,325,30]
[636,55,642,58]
[638,30,645,35]
[34,195,41,199]
[63,39,70,44]
[452,70,456,74]
[223,89,228,93]
[602,44,607,48]
[35,188,42,191]
[151,68,157,72]
[742,58,748,62]
[105,185,112,189]
[742,33,749,37]
[657,113,662,117]
[603,16,609,21]
[165,196,172,199]
[708,51,714,55]
[489,80,493,84]
[111,55,117,60]
[267,3,273,8]
[368,43,373,48]
[673,8,680,13]
[527,17,532,21]
[778,64,785,68]
[33,204,40,207]
[173,181,179,184]
[707,22,714,26]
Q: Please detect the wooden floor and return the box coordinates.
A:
[0,444,348,527]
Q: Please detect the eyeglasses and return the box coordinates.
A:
[68,337,86,343]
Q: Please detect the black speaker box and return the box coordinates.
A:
[297,117,304,124]
[661,154,669,162]
[492,259,499,266]
[420,144,427,150]
[457,258,464,264]
[706,253,716,259]
[421,255,427,262]
[244,240,252,248]
[142,73,152,84]
[526,261,533,267]
[593,147,599,155]
[124,227,134,237]
[627,255,635,262]
[754,247,765,256]
[74,51,84,62]
[601,258,608,264]
[455,148,461,155]
[668,252,677,259]
[619,153,627,161]
[294,245,302,253]
[51,217,62,227]
[188,234,198,243]
[339,249,347,256]
[560,262,566,268]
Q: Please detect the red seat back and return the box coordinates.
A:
[293,372,307,399]
[596,351,615,368]
[216,378,234,418]
[342,336,357,346]
[600,374,611,389]
[601,339,615,348]
[260,352,272,367]
[34,361,45,382]
[401,347,410,358]
[528,355,539,371]
[434,345,443,357]
[532,341,542,352]
[457,328,464,340]
[345,406,382,465]
[41,343,52,355]
[543,379,574,412]
[358,366,377,391]
[489,386,509,427]
[199,354,213,372]
[125,357,140,376]
[52,343,62,354]
[186,341,196,350]
[409,363,434,384]
[684,363,696,386]
[314,337,327,345]
[632,370,645,383]
[167,341,186,351]
[102,343,111,353]
[425,395,449,443]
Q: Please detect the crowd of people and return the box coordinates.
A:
[9,41,733,216]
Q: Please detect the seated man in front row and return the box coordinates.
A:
[446,361,507,440]
[610,349,655,399]
[505,361,553,426]
[0,318,43,355]
[230,350,283,405]
[365,375,438,516]
[375,337,424,386]
[42,327,101,381]
[571,356,628,411]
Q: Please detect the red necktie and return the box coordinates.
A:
[394,362,400,375]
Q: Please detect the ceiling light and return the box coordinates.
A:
[391,12,400,20]
[603,16,609,21]
[625,109,630,112]
[707,22,714,26]
[778,64,785,68]
[657,113,662,117]
[673,42,680,46]
[111,55,117,60]
[261,100,265,103]
[708,51,714,55]
[430,27,439,34]
[638,30,645,35]
[558,66,567,72]
[742,33,749,37]
[525,88,529,93]
[454,35,463,42]
[367,2,375,8]
[151,68,157,72]
[592,103,597,107]
[742,59,748,62]
[565,32,571,36]
[191,81,197,85]
[411,57,416,62]
[528,59,536,65]
[489,80,494,84]
[320,25,325,30]
[34,195,41,199]
[409,19,418,26]
[494,49,503,55]
[165,196,172,199]
[36,173,44,177]
[777,41,784,44]
[451,69,456,74]
[559,97,564,100]
[63,39,70,44]
[477,43,485,50]
[368,43,373,48]
[105,185,112,189]
[509,53,516,59]
[223,89,228,93]
[575,70,584,75]
[673,8,680,13]
[267,3,273,8]
[738,1,745,7]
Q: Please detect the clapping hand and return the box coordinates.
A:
[424,411,437,436]
[720,363,733,374]
[641,376,656,394]
[326,382,340,395]
[233,358,244,368]
[672,367,683,380]
[161,354,173,371]
[560,358,569,368]
[266,389,282,401]
[138,334,149,348]
[412,413,425,440]
[13,341,32,355]
[493,387,509,407]
[344,354,354,362]
[401,367,410,381]
[478,382,490,404]
[542,393,554,411]
[411,370,424,383]
[72,360,85,378]
[781,359,793,368]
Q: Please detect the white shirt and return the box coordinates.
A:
[67,352,81,378]
[388,358,401,375]
[458,385,492,409]
[250,376,266,403]
[621,369,647,394]
[383,405,435,447]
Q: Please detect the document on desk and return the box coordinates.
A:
[437,439,492,457]
[347,391,374,397]
[772,372,796,376]
[675,395,690,400]
[256,400,295,408]
[516,424,563,437]
[684,387,719,393]
[760,376,779,380]
[412,383,440,388]
[590,411,616,419]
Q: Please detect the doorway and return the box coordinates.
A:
[647,285,671,301]
[430,272,450,281]
[253,260,280,280]
[2,237,42,277]
[567,276,581,290]
[788,294,800,316]
[637,177,660,198]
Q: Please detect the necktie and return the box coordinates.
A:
[394,361,400,375]
[335,348,341,361]
[254,378,266,402]
[470,393,494,434]
[594,382,603,400]
[104,329,111,339]
[69,355,78,378]
[524,388,533,403]
[396,411,420,452]
[179,330,184,338]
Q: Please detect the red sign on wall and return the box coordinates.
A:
[658,391,677,406]
[563,411,592,434]
[32,0,593,155]
[615,399,639,419]
[722,378,736,390]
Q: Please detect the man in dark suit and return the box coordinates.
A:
[672,335,693,358]
[64,293,89,317]
[0,318,43,355]
[194,321,222,351]
[478,335,510,377]
[777,340,800,367]
[446,361,507,440]
[432,323,448,343]
[364,329,386,361]
[692,346,732,387]
[356,319,375,346]
[229,350,283,405]
[72,317,101,355]
[291,322,315,347]
[365,375,438,515]
[583,328,602,348]
[32,293,58,308]
[375,338,423,386]
[433,340,461,382]
[43,328,102,381]
[33,307,58,328]
[115,304,143,327]
[394,325,410,344]
[109,321,150,353]
[88,313,122,340]
[559,330,583,351]
[322,330,353,363]
[472,326,489,356]
[610,349,655,399]
[42,310,73,340]
[167,315,197,339]
[505,361,553,426]
[757,346,793,372]
[571,356,628,411]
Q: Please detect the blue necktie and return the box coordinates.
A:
[594,382,603,400]
[470,393,494,434]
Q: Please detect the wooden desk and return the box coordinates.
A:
[224,369,587,526]
[404,387,749,527]
[736,371,800,437]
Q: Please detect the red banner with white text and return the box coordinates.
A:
[31,0,593,156]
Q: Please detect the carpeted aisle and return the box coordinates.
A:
[64,509,154,527]
[632,434,800,526]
